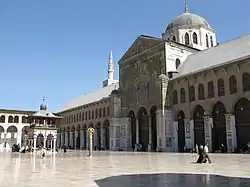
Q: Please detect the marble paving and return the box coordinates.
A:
[0,151,250,187]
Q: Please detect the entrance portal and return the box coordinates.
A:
[137,107,149,151]
[177,111,185,152]
[212,102,227,152]
[193,105,205,146]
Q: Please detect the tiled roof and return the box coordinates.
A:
[59,82,119,112]
[172,34,250,79]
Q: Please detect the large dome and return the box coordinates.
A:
[166,12,210,32]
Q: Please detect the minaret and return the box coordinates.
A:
[108,50,114,80]
[184,1,188,13]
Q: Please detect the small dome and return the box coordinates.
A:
[40,104,47,111]
[166,12,210,32]
[111,89,119,95]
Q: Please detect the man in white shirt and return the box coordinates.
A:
[204,143,211,164]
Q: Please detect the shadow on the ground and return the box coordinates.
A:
[95,173,250,187]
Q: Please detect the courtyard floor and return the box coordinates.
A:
[0,150,250,187]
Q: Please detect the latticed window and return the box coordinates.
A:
[180,88,186,103]
[207,81,215,98]
[229,76,237,94]
[217,79,225,96]
[198,84,205,100]
[175,59,181,69]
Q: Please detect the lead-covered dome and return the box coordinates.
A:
[166,12,210,32]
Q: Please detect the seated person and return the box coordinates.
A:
[196,145,207,163]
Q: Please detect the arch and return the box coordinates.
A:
[180,88,186,103]
[83,124,87,149]
[137,107,149,150]
[14,116,19,123]
[206,34,209,47]
[207,81,215,98]
[242,72,250,92]
[193,105,205,146]
[150,106,157,151]
[184,33,190,45]
[177,110,185,152]
[21,126,32,147]
[234,98,250,150]
[89,123,94,128]
[76,124,81,149]
[172,90,178,104]
[217,79,225,96]
[6,126,18,147]
[128,110,136,149]
[212,102,227,152]
[229,75,237,94]
[193,32,198,44]
[103,120,110,150]
[172,35,176,41]
[96,122,102,150]
[175,59,181,69]
[0,115,5,123]
[198,84,205,100]
[210,36,213,47]
[37,133,44,148]
[8,116,14,123]
[189,86,195,102]
[21,116,27,123]
[0,126,4,132]
[67,126,70,146]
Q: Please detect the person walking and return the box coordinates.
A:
[204,143,212,164]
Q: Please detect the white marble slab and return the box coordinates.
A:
[0,151,250,187]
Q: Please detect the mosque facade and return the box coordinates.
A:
[1,4,250,153]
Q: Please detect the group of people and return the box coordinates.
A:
[196,143,212,164]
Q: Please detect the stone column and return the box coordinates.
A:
[33,136,37,153]
[44,137,47,148]
[50,139,53,150]
[204,115,212,150]
[225,113,237,152]
[148,116,152,151]
[74,131,78,149]
[136,119,139,144]
[65,132,68,146]
[172,121,178,152]
[80,130,84,150]
[100,127,104,149]
[53,138,56,152]
[70,132,73,148]
[16,130,22,146]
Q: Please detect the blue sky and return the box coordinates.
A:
[0,0,249,112]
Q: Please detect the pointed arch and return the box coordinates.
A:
[185,33,190,45]
[193,32,198,44]
[193,105,205,146]
[128,110,136,149]
[229,75,237,94]
[177,110,185,152]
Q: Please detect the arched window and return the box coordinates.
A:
[180,88,186,103]
[76,113,79,121]
[82,112,84,121]
[173,90,178,104]
[229,75,237,94]
[207,81,215,98]
[198,84,205,100]
[103,107,106,117]
[193,32,198,44]
[217,79,225,96]
[175,59,181,69]
[99,108,102,118]
[14,116,19,123]
[92,110,94,119]
[210,36,213,47]
[189,86,195,102]
[173,36,176,41]
[107,106,110,116]
[206,34,209,48]
[95,109,98,118]
[185,33,190,45]
[88,111,91,120]
[242,72,250,92]
[85,111,88,120]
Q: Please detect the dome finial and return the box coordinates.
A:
[184,0,188,13]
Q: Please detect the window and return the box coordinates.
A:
[242,73,250,92]
[180,88,186,103]
[14,116,19,123]
[95,109,98,118]
[85,112,87,120]
[99,108,102,118]
[8,116,14,123]
[175,59,181,69]
[185,33,190,45]
[173,90,178,104]
[173,36,176,41]
[103,107,106,117]
[74,114,76,122]
[210,36,213,47]
[136,84,140,102]
[92,110,94,119]
[217,79,225,96]
[193,32,198,44]
[88,111,91,120]
[206,34,209,48]
[82,112,84,121]
[207,81,215,98]
[229,76,237,94]
[189,86,195,102]
[145,82,149,100]
[198,84,205,100]
[107,106,110,116]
